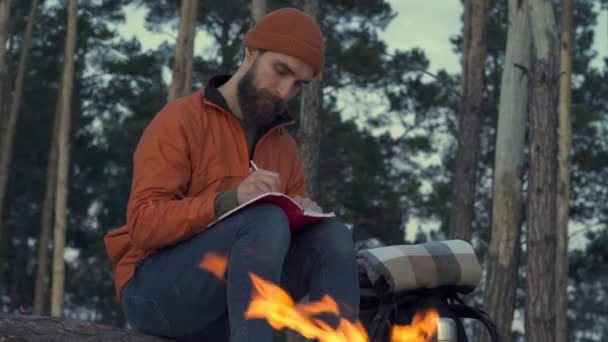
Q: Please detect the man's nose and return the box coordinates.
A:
[276,83,292,101]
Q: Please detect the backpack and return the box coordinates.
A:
[359,287,500,342]
[356,240,501,342]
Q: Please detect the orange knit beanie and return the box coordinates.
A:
[244,8,325,76]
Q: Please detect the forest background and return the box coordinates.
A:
[0,0,607,341]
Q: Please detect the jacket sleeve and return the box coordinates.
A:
[126,103,217,251]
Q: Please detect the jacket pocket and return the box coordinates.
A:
[123,294,171,337]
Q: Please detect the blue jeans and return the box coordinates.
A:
[121,203,360,341]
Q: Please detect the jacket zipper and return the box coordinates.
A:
[252,121,294,160]
[202,98,295,174]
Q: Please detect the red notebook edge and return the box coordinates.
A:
[207,192,335,231]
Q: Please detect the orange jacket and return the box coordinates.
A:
[104,79,306,298]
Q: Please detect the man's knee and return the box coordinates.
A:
[245,203,290,229]
[237,203,291,256]
[314,220,357,260]
[330,221,357,259]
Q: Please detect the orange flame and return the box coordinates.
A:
[245,273,368,342]
[199,252,228,280]
[199,253,440,342]
[390,309,440,342]
[297,295,340,317]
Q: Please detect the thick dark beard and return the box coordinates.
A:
[237,63,285,127]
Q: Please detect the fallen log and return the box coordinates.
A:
[0,314,173,342]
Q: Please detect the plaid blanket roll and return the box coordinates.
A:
[357,240,481,296]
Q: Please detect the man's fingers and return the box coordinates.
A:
[297,197,322,212]
[308,201,322,212]
[254,177,279,193]
[251,171,281,192]
[310,204,322,212]
[237,169,281,204]
[252,169,280,179]
[253,180,273,194]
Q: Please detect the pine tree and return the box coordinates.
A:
[525,0,559,340]
[50,0,78,317]
[481,1,529,341]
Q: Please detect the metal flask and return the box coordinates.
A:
[434,317,458,342]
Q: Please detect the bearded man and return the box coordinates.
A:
[104,7,360,342]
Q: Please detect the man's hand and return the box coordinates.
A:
[293,196,323,213]
[237,169,281,204]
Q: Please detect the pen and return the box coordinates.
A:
[250,160,259,172]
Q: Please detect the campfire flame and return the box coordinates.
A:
[199,253,439,342]
[390,309,439,342]
[245,273,368,342]
[198,252,228,280]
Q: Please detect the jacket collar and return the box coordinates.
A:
[201,75,295,130]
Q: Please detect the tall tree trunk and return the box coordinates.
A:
[0,0,36,302]
[0,0,38,277]
[0,5,18,301]
[480,2,530,342]
[251,0,267,23]
[50,0,78,318]
[298,79,322,199]
[295,0,323,200]
[282,3,324,342]
[33,110,60,316]
[0,0,13,124]
[219,7,230,73]
[555,0,573,340]
[168,0,198,101]
[182,1,197,96]
[447,0,487,241]
[526,0,559,341]
[0,0,12,236]
[288,1,322,340]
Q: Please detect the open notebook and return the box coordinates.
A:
[207,192,335,232]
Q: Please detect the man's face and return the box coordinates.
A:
[237,51,314,126]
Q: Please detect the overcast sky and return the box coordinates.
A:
[121,1,608,73]
[383,0,608,71]
[382,0,462,72]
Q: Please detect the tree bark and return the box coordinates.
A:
[447,0,487,241]
[555,0,573,341]
[295,0,323,200]
[33,110,60,316]
[0,0,12,231]
[479,2,530,342]
[298,78,322,199]
[286,4,323,342]
[0,0,13,125]
[251,0,267,23]
[182,2,196,99]
[219,6,230,73]
[0,0,38,284]
[0,314,172,341]
[50,0,78,318]
[525,0,559,341]
[168,0,198,101]
[0,2,21,303]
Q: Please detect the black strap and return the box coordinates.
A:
[367,301,393,340]
[366,295,411,340]
[449,304,502,342]
[364,294,501,342]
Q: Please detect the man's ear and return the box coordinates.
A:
[244,47,256,64]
